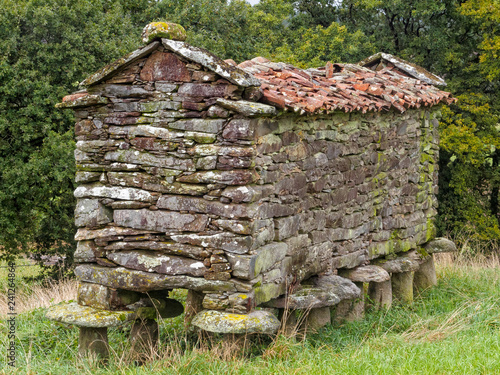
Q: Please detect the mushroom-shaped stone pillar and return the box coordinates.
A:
[376,253,420,304]
[46,302,138,360]
[337,265,390,320]
[414,238,457,291]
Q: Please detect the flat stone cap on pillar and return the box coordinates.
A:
[425,238,457,254]
[374,252,420,273]
[339,265,390,283]
[264,275,360,309]
[192,310,280,334]
[46,301,137,328]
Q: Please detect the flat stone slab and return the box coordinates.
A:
[339,265,390,283]
[374,254,420,273]
[425,238,457,254]
[46,302,136,328]
[311,275,361,300]
[191,310,280,334]
[216,99,276,117]
[264,287,341,309]
[75,264,235,293]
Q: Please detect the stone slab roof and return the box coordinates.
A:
[236,56,455,114]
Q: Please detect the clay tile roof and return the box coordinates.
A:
[238,55,455,114]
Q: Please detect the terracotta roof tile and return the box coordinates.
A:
[238,57,454,114]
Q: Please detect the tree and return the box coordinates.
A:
[0,0,140,274]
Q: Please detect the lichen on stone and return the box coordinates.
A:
[142,22,187,44]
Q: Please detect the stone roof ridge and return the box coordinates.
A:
[359,52,447,87]
[79,22,260,88]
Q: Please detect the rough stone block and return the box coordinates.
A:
[75,199,113,227]
[113,209,208,232]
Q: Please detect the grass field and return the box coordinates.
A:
[0,253,499,374]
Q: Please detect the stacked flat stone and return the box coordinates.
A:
[47,21,458,359]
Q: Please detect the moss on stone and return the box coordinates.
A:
[142,22,187,44]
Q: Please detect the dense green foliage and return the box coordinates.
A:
[0,0,498,268]
[0,0,141,270]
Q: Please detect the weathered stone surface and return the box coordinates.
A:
[80,41,160,87]
[367,280,392,310]
[78,327,109,359]
[75,264,236,292]
[74,240,97,263]
[216,99,276,117]
[46,301,137,327]
[185,290,204,326]
[221,186,265,203]
[227,242,287,279]
[178,83,238,98]
[76,171,101,184]
[104,241,210,260]
[157,195,256,219]
[129,318,159,364]
[339,265,390,283]
[56,94,109,109]
[114,209,208,232]
[265,286,341,309]
[107,250,206,277]
[305,307,331,331]
[75,226,158,241]
[177,170,259,185]
[140,51,191,82]
[424,238,457,254]
[78,282,110,310]
[274,215,300,241]
[75,199,113,227]
[392,271,414,303]
[142,22,187,43]
[169,119,226,133]
[222,119,257,140]
[413,255,437,291]
[310,275,361,301]
[128,125,184,140]
[374,255,420,273]
[171,233,252,254]
[162,39,261,87]
[74,185,155,203]
[191,310,280,334]
[105,150,195,171]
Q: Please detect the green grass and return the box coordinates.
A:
[1,262,499,374]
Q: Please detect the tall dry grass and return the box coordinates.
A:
[0,278,78,318]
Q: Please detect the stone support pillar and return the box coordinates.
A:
[78,327,109,360]
[332,281,365,322]
[392,271,414,303]
[367,279,392,310]
[130,318,159,364]
[413,255,437,292]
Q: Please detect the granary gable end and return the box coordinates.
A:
[48,22,458,359]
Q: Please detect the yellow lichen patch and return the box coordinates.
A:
[142,22,186,44]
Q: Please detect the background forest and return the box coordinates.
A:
[0,0,498,275]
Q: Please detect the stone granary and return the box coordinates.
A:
[47,22,458,358]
